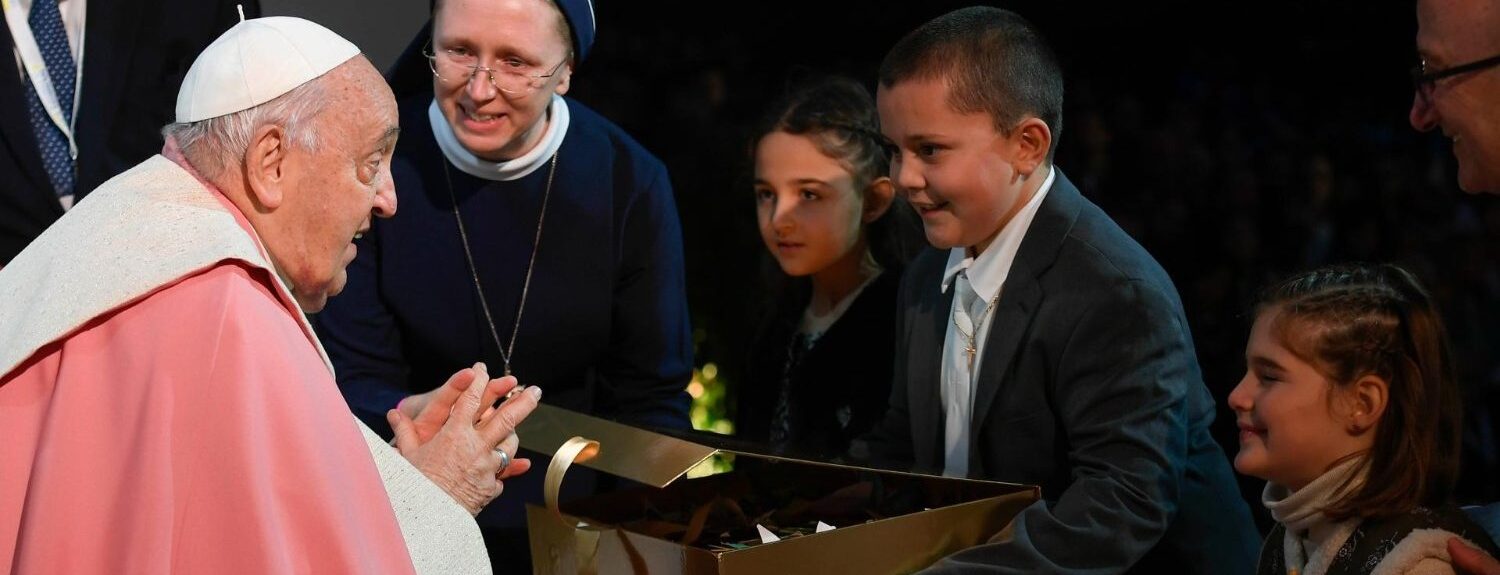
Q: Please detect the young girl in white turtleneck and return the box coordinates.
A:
[1228,263,1500,575]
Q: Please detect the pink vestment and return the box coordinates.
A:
[0,176,416,573]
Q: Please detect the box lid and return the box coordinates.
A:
[517,403,1017,489]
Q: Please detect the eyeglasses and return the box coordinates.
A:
[423,43,568,96]
[1411,52,1500,106]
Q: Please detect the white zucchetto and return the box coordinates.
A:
[175,16,359,123]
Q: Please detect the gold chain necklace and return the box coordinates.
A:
[442,152,558,377]
[952,282,1001,370]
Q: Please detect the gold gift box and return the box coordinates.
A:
[519,404,1039,574]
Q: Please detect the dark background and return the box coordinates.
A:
[273,0,1500,531]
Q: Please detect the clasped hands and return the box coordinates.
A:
[386,362,541,516]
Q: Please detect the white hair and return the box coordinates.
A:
[161,75,329,178]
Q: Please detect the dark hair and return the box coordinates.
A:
[1256,263,1461,521]
[878,6,1064,162]
[750,75,922,271]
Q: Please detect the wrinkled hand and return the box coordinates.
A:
[1451,538,1500,575]
[387,363,541,515]
[399,365,517,444]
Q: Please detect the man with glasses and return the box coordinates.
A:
[1409,0,1500,194]
[312,0,694,569]
[1408,0,1500,573]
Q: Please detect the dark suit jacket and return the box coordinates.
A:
[0,0,255,264]
[855,170,1260,574]
[736,271,900,460]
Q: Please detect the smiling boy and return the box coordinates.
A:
[854,7,1259,573]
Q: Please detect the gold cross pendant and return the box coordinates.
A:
[965,345,977,368]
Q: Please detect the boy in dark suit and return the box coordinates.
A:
[853,7,1259,573]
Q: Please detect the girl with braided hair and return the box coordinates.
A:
[1231,263,1500,575]
[735,75,920,459]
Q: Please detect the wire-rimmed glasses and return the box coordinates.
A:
[424,43,568,96]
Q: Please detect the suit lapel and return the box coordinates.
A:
[967,170,1085,468]
[968,276,1040,448]
[0,20,54,195]
[907,254,953,471]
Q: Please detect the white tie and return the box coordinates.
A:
[955,272,985,369]
[944,270,981,477]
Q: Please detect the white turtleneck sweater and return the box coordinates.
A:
[1262,458,1460,575]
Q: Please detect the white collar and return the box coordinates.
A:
[940,166,1057,303]
[427,94,570,182]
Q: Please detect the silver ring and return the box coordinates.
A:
[495,447,510,474]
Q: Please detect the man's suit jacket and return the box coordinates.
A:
[856,170,1260,574]
[0,0,255,264]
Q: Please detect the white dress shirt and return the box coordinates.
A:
[939,166,1055,478]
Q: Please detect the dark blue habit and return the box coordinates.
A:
[312,94,693,542]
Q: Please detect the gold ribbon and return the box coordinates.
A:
[545,436,600,518]
[545,437,602,574]
[542,436,649,574]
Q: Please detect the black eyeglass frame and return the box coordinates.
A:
[1411,53,1500,103]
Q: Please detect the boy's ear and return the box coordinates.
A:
[1345,375,1389,435]
[1007,117,1052,177]
[243,123,289,211]
[863,176,895,224]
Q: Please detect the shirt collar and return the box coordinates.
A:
[940,166,1057,302]
[427,94,570,182]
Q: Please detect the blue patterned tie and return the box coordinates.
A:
[25,0,76,197]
